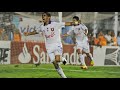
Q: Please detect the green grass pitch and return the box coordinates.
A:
[0,64,120,78]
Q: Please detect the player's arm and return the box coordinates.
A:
[24,25,42,36]
[65,22,73,26]
[24,30,38,36]
[65,20,81,26]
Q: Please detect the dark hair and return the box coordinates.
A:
[42,12,51,17]
[73,16,79,21]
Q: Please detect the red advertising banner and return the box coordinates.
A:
[11,41,93,66]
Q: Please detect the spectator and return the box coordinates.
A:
[117,32,120,46]
[105,30,112,46]
[0,28,3,40]
[110,31,117,46]
[98,31,107,46]
[3,18,14,41]
[12,24,21,41]
[93,34,100,46]
[0,28,8,40]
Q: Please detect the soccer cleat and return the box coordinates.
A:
[35,63,40,67]
[81,65,88,70]
[63,60,67,65]
[62,57,67,65]
[90,60,94,66]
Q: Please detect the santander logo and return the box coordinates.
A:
[18,43,31,63]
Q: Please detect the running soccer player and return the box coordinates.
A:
[25,12,72,78]
[63,16,94,69]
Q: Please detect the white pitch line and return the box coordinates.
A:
[14,67,120,74]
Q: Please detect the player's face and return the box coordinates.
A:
[42,13,50,23]
[73,19,79,25]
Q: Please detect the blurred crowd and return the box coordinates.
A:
[88,30,120,47]
[0,24,21,41]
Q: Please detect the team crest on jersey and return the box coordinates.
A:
[51,28,54,31]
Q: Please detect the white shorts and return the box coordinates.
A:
[76,41,90,53]
[46,43,63,63]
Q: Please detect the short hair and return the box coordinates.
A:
[42,12,51,17]
[73,16,79,21]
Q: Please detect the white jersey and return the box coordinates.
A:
[39,21,65,44]
[67,23,88,42]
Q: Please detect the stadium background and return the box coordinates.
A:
[0,12,120,66]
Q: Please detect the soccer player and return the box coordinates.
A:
[63,16,94,69]
[25,12,71,78]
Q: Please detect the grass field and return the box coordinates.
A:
[0,64,120,78]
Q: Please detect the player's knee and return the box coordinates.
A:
[55,55,60,62]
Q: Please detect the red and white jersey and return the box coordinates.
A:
[39,21,65,44]
[67,23,88,42]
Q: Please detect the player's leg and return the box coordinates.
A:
[76,47,87,67]
[55,43,67,65]
[83,42,94,66]
[54,44,67,78]
[55,55,67,78]
[81,51,88,69]
[86,53,94,66]
[48,44,67,78]
[48,52,67,78]
[53,60,67,78]
[76,42,88,69]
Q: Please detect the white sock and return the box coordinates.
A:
[89,53,93,61]
[79,54,86,66]
[56,67,67,78]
